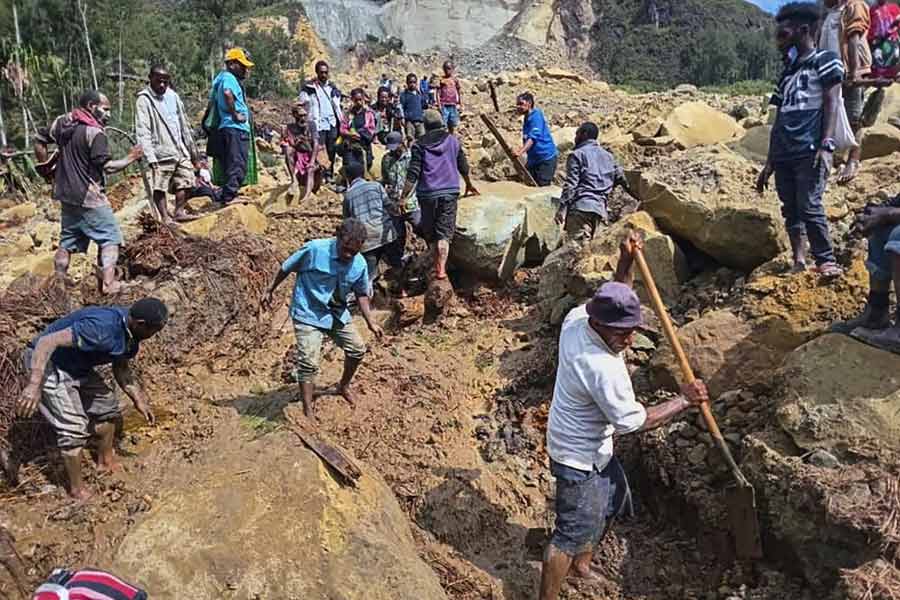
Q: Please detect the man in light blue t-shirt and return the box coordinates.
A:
[210,47,254,204]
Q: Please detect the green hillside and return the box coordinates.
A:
[589,0,781,88]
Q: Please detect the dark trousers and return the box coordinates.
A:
[220,127,250,203]
[528,155,558,186]
[773,157,836,265]
[319,127,338,173]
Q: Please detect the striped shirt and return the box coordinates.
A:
[342,179,398,253]
[769,49,844,161]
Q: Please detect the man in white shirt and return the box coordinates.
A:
[300,60,344,181]
[540,234,710,600]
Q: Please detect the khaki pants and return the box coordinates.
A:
[292,320,367,382]
[564,209,605,242]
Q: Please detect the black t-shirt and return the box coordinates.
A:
[46,114,111,207]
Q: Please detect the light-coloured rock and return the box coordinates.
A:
[538,67,585,83]
[660,101,744,149]
[860,122,900,161]
[451,181,561,280]
[626,148,787,271]
[600,124,632,147]
[113,423,447,600]
[777,334,900,455]
[30,222,57,247]
[631,118,663,141]
[635,135,675,147]
[731,125,771,164]
[674,84,698,94]
[181,204,267,240]
[551,126,578,152]
[0,202,36,225]
[649,310,784,397]
[539,211,688,308]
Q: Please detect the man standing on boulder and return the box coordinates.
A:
[401,109,479,280]
[515,92,558,186]
[210,48,254,205]
[135,64,201,223]
[261,218,384,417]
[540,234,709,600]
[556,122,639,241]
[301,60,343,181]
[34,90,144,295]
[831,199,900,350]
[16,298,169,500]
[756,2,844,278]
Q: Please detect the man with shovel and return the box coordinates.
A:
[540,233,710,600]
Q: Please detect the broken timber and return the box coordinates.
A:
[284,408,362,487]
[479,114,538,187]
[488,80,500,113]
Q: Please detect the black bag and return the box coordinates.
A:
[202,79,225,159]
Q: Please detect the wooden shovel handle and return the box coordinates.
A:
[632,249,727,445]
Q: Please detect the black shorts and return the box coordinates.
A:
[417,193,459,243]
[528,155,558,186]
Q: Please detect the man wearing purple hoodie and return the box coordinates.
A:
[401,110,479,280]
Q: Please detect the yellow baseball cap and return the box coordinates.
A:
[224,47,254,68]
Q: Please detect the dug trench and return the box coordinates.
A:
[0,195,885,600]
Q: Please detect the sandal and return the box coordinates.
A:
[812,262,843,278]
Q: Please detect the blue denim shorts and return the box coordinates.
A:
[441,105,460,128]
[549,457,630,556]
[867,223,900,282]
[60,203,123,253]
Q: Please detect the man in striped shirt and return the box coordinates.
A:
[757,2,844,278]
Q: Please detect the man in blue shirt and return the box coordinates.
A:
[261,218,384,416]
[16,298,169,500]
[757,3,843,278]
[515,92,559,186]
[211,47,254,205]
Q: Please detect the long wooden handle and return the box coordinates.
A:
[633,248,750,487]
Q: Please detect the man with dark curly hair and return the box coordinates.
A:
[261,218,384,416]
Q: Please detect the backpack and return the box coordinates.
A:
[201,77,225,159]
[33,568,148,600]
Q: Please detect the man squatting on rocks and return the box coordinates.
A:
[540,233,709,600]
[401,109,479,280]
[15,299,169,500]
[757,2,844,278]
[556,122,640,242]
[34,90,144,295]
[135,64,202,224]
[261,218,384,417]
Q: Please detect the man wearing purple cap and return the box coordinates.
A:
[540,234,709,600]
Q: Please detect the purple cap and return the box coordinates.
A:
[586,282,643,329]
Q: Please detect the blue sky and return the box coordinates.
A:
[748,0,783,12]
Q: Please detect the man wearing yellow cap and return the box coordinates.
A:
[210,48,254,204]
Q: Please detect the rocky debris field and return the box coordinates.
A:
[0,64,899,600]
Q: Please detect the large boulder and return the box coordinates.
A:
[776,334,900,455]
[113,422,447,600]
[551,126,578,153]
[860,122,900,161]
[730,125,771,164]
[626,148,787,271]
[648,309,784,397]
[661,101,744,149]
[181,203,267,240]
[451,181,561,280]
[538,211,688,320]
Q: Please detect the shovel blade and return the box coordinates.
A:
[725,484,763,559]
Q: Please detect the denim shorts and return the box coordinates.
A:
[867,223,900,282]
[60,203,123,253]
[441,105,460,129]
[549,457,630,556]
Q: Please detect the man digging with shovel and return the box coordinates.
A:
[540,233,710,600]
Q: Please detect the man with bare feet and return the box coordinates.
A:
[16,298,168,501]
[539,234,709,600]
[261,219,384,416]
[831,198,900,351]
[34,90,144,295]
[135,64,202,223]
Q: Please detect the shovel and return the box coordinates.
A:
[633,247,763,560]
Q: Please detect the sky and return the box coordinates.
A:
[747,0,783,12]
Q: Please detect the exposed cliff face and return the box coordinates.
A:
[304,0,525,53]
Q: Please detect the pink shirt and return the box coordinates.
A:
[439,77,460,106]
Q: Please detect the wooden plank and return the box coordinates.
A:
[284,408,362,487]
[488,80,500,113]
[479,113,538,187]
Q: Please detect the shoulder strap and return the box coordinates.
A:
[138,91,182,149]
